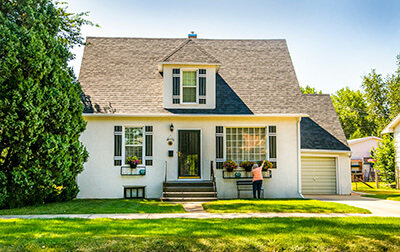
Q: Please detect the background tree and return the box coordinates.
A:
[371,135,396,185]
[362,55,400,134]
[0,0,93,208]
[300,85,323,94]
[331,87,375,139]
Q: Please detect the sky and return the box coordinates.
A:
[67,0,400,94]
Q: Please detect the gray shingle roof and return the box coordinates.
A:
[79,37,304,115]
[300,94,350,151]
[79,37,349,151]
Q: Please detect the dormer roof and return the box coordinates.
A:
[158,39,221,72]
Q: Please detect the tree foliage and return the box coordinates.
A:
[0,0,91,208]
[331,87,375,139]
[300,85,323,94]
[362,55,400,134]
[371,135,396,184]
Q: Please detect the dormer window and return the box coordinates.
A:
[182,70,197,103]
[172,68,207,105]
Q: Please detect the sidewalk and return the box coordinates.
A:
[1,212,398,220]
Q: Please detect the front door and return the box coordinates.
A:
[178,130,201,178]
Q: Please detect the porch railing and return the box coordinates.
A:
[164,161,168,183]
[210,161,217,194]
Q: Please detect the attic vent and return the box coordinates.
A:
[188,31,197,39]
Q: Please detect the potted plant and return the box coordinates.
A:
[223,160,238,172]
[258,160,273,171]
[240,161,254,172]
[126,156,140,168]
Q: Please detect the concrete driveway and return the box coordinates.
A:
[305,193,400,217]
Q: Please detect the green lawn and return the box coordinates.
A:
[0,199,186,215]
[352,182,400,201]
[1,217,399,251]
[203,199,370,213]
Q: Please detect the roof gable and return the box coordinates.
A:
[300,94,350,151]
[160,39,220,65]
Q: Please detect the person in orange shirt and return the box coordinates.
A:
[252,160,265,198]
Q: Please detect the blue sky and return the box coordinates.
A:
[67,0,400,94]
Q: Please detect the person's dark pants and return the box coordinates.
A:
[253,180,263,198]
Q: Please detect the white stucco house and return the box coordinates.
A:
[77,34,352,200]
[382,113,400,189]
[348,136,381,181]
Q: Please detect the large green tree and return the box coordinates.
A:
[0,0,92,208]
[362,55,400,134]
[331,87,375,139]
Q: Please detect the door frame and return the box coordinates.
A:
[177,129,202,179]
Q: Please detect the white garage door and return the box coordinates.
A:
[301,156,337,195]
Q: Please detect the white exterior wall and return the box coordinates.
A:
[162,65,216,109]
[395,126,400,189]
[77,116,301,199]
[301,150,351,195]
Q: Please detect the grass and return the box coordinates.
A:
[0,199,186,215]
[352,182,400,201]
[203,199,370,213]
[1,217,400,251]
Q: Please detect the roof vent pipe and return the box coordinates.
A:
[188,31,197,39]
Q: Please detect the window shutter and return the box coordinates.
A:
[216,126,224,169]
[199,69,206,104]
[172,69,180,104]
[145,126,153,166]
[114,126,123,166]
[268,126,277,168]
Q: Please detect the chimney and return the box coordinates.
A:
[188,31,197,39]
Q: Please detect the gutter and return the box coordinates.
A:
[82,113,310,118]
[297,117,304,199]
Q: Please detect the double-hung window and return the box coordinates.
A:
[125,127,143,163]
[182,71,197,103]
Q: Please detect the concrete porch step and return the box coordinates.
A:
[163,192,217,198]
[163,187,215,192]
[163,181,213,187]
[162,197,217,202]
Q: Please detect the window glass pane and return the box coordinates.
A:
[125,188,131,198]
[126,146,143,160]
[132,189,137,198]
[125,128,143,145]
[225,127,267,164]
[182,71,196,86]
[138,188,143,198]
[183,87,196,102]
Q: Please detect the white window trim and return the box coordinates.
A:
[180,68,199,105]
[122,126,145,166]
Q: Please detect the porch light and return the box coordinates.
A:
[170,123,174,132]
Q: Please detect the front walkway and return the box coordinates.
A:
[305,193,400,217]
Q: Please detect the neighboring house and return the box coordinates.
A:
[348,136,381,182]
[382,113,400,189]
[77,34,351,200]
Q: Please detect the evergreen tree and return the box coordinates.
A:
[371,135,396,184]
[0,0,92,208]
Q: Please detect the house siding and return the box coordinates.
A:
[77,116,301,199]
[395,126,400,189]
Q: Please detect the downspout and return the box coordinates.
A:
[297,117,305,199]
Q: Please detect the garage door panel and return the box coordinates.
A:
[301,156,337,195]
